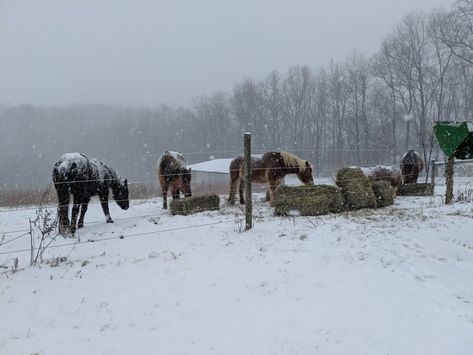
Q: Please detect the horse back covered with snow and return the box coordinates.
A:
[52,153,129,235]
[400,150,424,184]
[157,151,192,209]
[228,151,314,205]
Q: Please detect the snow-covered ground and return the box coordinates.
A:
[1,178,473,355]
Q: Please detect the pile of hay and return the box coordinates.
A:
[170,194,220,215]
[336,167,377,209]
[274,185,346,216]
[371,181,394,207]
[398,183,434,196]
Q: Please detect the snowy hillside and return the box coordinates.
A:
[1,179,473,355]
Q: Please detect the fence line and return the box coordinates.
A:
[31,162,408,187]
[95,147,440,160]
[1,228,31,235]
[0,171,440,214]
[0,219,236,256]
[0,232,30,246]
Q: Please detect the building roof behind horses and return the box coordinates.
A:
[188,158,234,174]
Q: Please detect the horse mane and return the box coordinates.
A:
[280,151,307,173]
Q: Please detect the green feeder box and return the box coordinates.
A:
[434,121,473,159]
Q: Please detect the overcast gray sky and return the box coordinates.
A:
[0,0,454,107]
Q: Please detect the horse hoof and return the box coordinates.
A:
[77,224,84,229]
[106,219,114,223]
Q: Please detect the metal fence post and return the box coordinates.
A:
[244,132,252,230]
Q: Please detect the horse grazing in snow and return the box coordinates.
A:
[228,151,314,206]
[157,151,192,209]
[400,150,424,184]
[52,153,129,235]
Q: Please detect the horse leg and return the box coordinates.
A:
[268,178,282,207]
[228,176,237,205]
[70,195,81,235]
[239,178,245,205]
[162,183,169,209]
[77,196,90,229]
[56,186,70,235]
[265,189,270,202]
[171,185,180,200]
[100,194,113,223]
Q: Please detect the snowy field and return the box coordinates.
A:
[1,178,473,355]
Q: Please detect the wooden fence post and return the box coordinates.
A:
[445,155,454,204]
[244,132,252,230]
[430,159,436,187]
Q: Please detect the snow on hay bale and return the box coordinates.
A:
[170,194,220,215]
[274,185,346,216]
[371,181,394,207]
[398,183,434,196]
[336,167,377,209]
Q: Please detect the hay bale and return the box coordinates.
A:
[371,181,394,207]
[336,167,377,209]
[398,183,434,196]
[170,194,220,215]
[274,185,346,216]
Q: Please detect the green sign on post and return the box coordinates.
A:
[433,121,473,204]
[434,121,473,159]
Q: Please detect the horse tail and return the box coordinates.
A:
[229,155,244,181]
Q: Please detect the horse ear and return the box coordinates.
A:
[124,178,128,185]
[305,161,310,168]
[188,168,192,172]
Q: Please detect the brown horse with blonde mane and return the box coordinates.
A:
[228,151,314,205]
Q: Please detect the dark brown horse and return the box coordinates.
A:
[400,150,424,184]
[228,151,314,205]
[362,165,401,195]
[157,151,192,209]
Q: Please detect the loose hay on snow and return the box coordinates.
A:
[398,183,434,196]
[371,181,394,207]
[170,194,220,215]
[274,185,346,216]
[336,167,377,209]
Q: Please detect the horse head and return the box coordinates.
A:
[179,168,192,197]
[112,178,129,210]
[297,161,314,185]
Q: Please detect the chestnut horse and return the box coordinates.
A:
[228,151,314,205]
[157,151,192,209]
[400,150,424,184]
[52,153,129,235]
[361,165,402,195]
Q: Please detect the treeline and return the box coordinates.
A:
[3,0,473,189]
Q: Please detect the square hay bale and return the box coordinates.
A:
[371,181,394,207]
[336,167,377,209]
[398,183,434,196]
[170,194,220,215]
[274,185,346,216]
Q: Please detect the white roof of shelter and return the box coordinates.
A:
[188,158,233,174]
